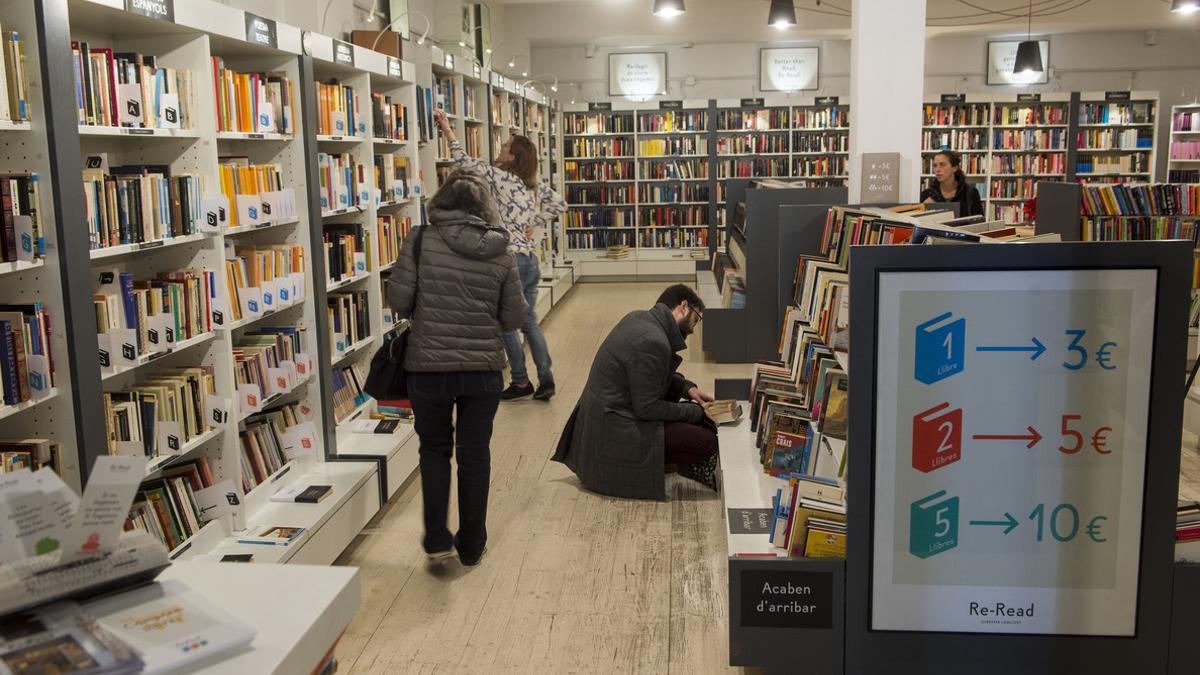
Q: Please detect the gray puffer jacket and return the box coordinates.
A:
[386,208,526,372]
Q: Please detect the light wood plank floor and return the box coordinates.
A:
[334,282,754,674]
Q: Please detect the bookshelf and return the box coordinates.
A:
[988,93,1070,222]
[791,98,851,188]
[921,95,993,213]
[1169,103,1200,183]
[1075,91,1158,184]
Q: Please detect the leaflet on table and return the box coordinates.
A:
[0,601,144,674]
[59,456,150,562]
[84,579,256,675]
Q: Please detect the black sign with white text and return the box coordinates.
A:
[1106,90,1132,102]
[387,57,403,78]
[334,40,355,66]
[124,0,173,21]
[741,570,833,628]
[659,100,683,110]
[1017,93,1042,102]
[588,102,613,111]
[815,96,840,106]
[741,97,765,108]
[244,13,278,49]
[727,508,773,534]
[940,94,966,103]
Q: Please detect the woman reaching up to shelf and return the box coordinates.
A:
[435,108,567,402]
[387,169,527,567]
[921,150,984,217]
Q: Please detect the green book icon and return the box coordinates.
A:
[910,490,959,559]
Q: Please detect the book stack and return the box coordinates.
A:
[324,224,366,284]
[71,44,194,128]
[317,79,360,136]
[0,438,59,475]
[371,91,407,141]
[234,328,304,397]
[327,290,370,351]
[127,458,216,550]
[93,268,214,354]
[102,367,216,458]
[332,361,369,422]
[317,152,365,213]
[217,158,283,227]
[0,28,27,122]
[602,244,630,259]
[83,165,201,249]
[223,244,304,321]
[376,214,411,268]
[239,403,302,491]
[1177,501,1200,562]
[373,153,410,201]
[211,60,295,134]
[0,174,40,263]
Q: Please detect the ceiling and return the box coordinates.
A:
[494,0,1200,47]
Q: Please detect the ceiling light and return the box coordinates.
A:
[768,0,796,28]
[508,60,515,67]
[551,85,558,92]
[653,0,685,19]
[522,71,528,77]
[458,40,466,47]
[1013,0,1043,76]
[486,48,492,54]
[1173,0,1200,13]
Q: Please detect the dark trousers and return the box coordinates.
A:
[407,371,502,558]
[663,419,719,465]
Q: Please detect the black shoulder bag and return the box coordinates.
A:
[364,226,426,400]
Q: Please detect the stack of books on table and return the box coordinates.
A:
[603,244,630,259]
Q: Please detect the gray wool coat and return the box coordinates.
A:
[386,210,526,372]
[552,303,704,501]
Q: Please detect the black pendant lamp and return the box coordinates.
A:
[1013,0,1043,76]
[653,0,685,18]
[768,0,797,28]
[1173,0,1200,13]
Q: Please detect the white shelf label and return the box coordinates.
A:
[267,366,291,395]
[194,479,242,524]
[204,395,233,427]
[14,215,34,262]
[257,101,275,133]
[241,287,263,318]
[200,194,229,233]
[354,252,367,274]
[114,440,144,458]
[238,384,263,415]
[236,193,262,226]
[281,421,319,460]
[117,83,144,126]
[112,328,138,367]
[159,92,181,129]
[294,352,313,378]
[26,355,50,399]
[156,420,184,456]
[331,111,347,135]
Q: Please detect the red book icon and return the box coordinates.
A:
[912,402,963,473]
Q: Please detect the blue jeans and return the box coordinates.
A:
[407,371,502,558]
[503,253,553,386]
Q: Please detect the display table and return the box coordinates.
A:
[155,561,360,674]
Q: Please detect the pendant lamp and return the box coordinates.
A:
[1013,0,1043,76]
[768,0,796,28]
[653,0,685,18]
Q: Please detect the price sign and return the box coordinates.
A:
[869,266,1158,637]
[860,152,899,205]
[334,40,355,66]
[244,12,277,49]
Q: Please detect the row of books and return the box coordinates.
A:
[317,152,366,213]
[639,228,708,249]
[990,178,1038,200]
[490,91,504,126]
[566,185,634,205]
[793,156,847,177]
[564,208,635,228]
[794,108,848,129]
[234,327,305,398]
[371,91,408,141]
[212,59,295,134]
[0,27,28,122]
[223,244,304,322]
[462,88,481,121]
[922,153,986,175]
[0,174,40,263]
[717,158,790,178]
[0,438,59,475]
[990,153,1067,174]
[921,129,987,151]
[414,84,435,143]
[376,214,412,268]
[794,133,849,153]
[103,366,216,459]
[717,134,786,154]
[565,230,637,249]
[640,205,708,227]
[1076,154,1150,175]
[1170,141,1200,160]
[640,159,707,180]
[1174,111,1200,132]
[993,104,1068,126]
[1081,216,1196,243]
[640,111,707,132]
[84,165,202,249]
[923,103,990,127]
[1080,183,1200,216]
[328,291,370,352]
[1078,128,1154,150]
[93,268,213,356]
[0,304,53,407]
[565,138,635,158]
[240,403,303,492]
[332,361,369,423]
[317,79,361,136]
[716,108,791,131]
[218,159,283,227]
[639,184,709,203]
[640,137,708,156]
[127,458,216,550]
[374,153,411,201]
[463,126,482,158]
[434,76,457,116]
[564,113,635,134]
[325,225,366,284]
[564,160,635,181]
[72,44,194,129]
[1078,101,1154,125]
[994,128,1068,150]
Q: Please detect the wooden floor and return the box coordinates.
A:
[334,281,754,674]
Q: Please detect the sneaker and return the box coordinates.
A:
[460,547,487,567]
[426,549,455,563]
[500,382,534,401]
[533,381,555,401]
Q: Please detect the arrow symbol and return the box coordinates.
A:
[975,337,1046,361]
[972,426,1042,449]
[969,512,1019,534]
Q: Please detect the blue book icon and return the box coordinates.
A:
[914,312,965,384]
[909,490,959,559]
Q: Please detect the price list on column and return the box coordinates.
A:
[870,269,1156,636]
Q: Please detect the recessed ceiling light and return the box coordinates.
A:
[653,0,685,19]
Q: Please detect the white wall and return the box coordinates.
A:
[533,29,1200,178]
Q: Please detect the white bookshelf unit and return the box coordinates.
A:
[1168,102,1200,183]
[1075,90,1158,184]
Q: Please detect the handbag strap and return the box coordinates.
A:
[409,224,427,315]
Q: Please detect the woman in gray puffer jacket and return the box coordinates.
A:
[387,168,526,566]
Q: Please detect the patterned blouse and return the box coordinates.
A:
[450,139,567,256]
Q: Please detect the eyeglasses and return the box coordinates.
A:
[689,307,704,323]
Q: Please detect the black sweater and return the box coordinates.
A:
[920,181,985,217]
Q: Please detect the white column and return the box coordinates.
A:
[848,0,927,203]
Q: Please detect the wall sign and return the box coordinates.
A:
[334,40,354,66]
[608,52,667,98]
[815,96,840,106]
[1106,91,1132,102]
[741,570,833,628]
[759,47,819,92]
[1016,93,1042,102]
[588,101,613,112]
[244,12,278,49]
[659,100,683,110]
[987,40,1050,85]
[740,98,764,108]
[861,152,900,205]
[940,94,966,103]
[870,268,1155,635]
[387,57,403,79]
[124,0,173,21]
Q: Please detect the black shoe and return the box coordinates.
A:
[500,382,534,401]
[533,381,555,401]
[460,547,487,567]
